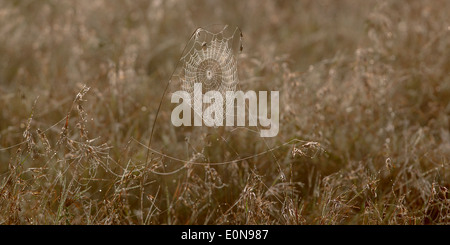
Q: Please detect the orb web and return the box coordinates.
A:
[177,25,242,119]
[146,25,244,167]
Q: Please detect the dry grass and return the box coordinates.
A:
[0,0,449,225]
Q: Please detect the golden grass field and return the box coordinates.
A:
[0,0,449,224]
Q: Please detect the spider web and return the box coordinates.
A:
[144,25,247,167]
[142,25,286,176]
[177,25,241,120]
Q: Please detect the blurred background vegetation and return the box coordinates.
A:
[0,0,449,224]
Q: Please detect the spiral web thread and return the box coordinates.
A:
[176,25,242,120]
